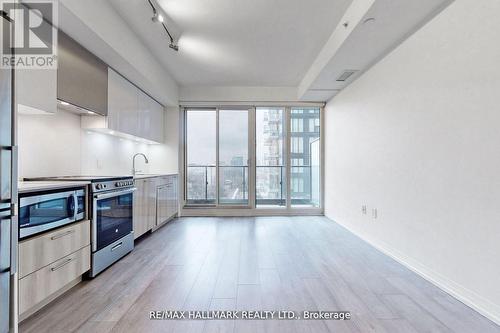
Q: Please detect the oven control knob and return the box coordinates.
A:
[116,182,121,187]
[96,184,102,190]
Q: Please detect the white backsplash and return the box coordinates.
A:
[18,107,178,179]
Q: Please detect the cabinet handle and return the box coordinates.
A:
[51,258,73,271]
[51,230,75,240]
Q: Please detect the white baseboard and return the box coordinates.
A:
[327,215,500,326]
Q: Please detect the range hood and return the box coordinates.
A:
[57,31,108,116]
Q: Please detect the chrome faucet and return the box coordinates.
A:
[132,153,149,175]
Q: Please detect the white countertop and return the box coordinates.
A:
[133,174,177,179]
[18,175,178,193]
[18,181,91,194]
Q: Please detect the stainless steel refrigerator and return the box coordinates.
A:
[0,10,18,333]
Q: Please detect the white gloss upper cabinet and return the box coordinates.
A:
[17,67,57,114]
[16,18,57,114]
[137,89,164,143]
[106,68,164,142]
[107,68,122,131]
[148,97,165,143]
[108,68,139,136]
[137,89,151,139]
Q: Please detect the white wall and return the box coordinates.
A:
[324,0,500,324]
[18,110,81,177]
[18,108,179,178]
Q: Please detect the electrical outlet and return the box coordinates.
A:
[372,208,378,219]
[361,205,367,215]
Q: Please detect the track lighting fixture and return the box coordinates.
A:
[151,12,164,23]
[146,0,178,51]
[169,43,179,51]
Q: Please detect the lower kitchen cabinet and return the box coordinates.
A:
[133,175,178,238]
[133,178,156,239]
[156,185,169,227]
[19,220,90,278]
[18,220,91,319]
[156,177,178,226]
[19,245,91,317]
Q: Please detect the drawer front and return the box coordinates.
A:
[157,176,169,186]
[19,220,90,278]
[167,175,177,187]
[155,175,177,187]
[19,245,90,315]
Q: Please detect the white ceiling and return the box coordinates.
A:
[299,0,453,101]
[108,0,353,87]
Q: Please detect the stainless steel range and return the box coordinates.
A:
[25,176,135,277]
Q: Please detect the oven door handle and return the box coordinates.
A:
[93,188,136,200]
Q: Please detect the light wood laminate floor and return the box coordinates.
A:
[20,217,499,333]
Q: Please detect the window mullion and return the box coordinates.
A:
[215,107,220,206]
[285,107,292,210]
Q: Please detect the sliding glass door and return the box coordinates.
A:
[186,110,217,204]
[185,108,250,206]
[290,108,321,207]
[218,109,249,205]
[256,108,286,207]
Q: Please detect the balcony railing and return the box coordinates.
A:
[186,165,317,206]
[186,165,216,203]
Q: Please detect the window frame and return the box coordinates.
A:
[180,104,324,216]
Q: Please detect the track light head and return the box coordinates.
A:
[169,42,179,51]
[151,12,164,23]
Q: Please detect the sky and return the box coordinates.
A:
[186,110,248,166]
[186,108,317,166]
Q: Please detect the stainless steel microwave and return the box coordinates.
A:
[19,188,85,239]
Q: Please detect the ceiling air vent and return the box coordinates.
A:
[336,70,358,82]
